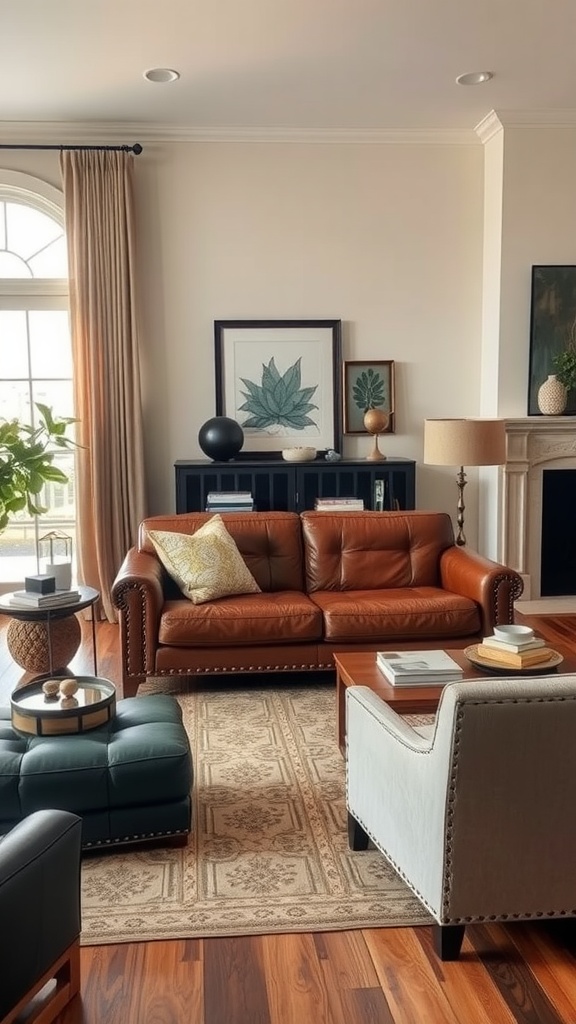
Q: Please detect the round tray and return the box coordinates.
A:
[11,675,116,736]
[464,644,564,676]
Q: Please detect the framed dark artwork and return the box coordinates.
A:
[342,360,395,434]
[214,319,342,457]
[528,266,576,415]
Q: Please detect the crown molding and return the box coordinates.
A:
[0,120,477,146]
[476,108,576,143]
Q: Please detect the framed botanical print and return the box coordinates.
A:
[343,360,395,434]
[214,319,342,457]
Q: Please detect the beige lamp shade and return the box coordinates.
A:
[423,419,507,467]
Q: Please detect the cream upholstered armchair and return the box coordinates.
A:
[346,676,576,960]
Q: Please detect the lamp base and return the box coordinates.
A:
[366,436,387,461]
[455,466,467,546]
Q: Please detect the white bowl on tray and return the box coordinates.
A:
[493,624,534,643]
[281,447,317,463]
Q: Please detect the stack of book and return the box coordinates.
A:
[475,633,551,669]
[376,649,463,686]
[314,497,364,511]
[205,491,254,512]
[9,588,81,609]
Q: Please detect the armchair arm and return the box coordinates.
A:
[439,545,523,636]
[112,546,165,696]
[0,810,82,1022]
[346,687,452,918]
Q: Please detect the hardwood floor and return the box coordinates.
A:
[2,611,576,1024]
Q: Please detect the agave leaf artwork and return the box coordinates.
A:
[239,357,319,431]
[352,368,386,412]
[0,402,77,533]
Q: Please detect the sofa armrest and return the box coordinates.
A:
[112,546,165,695]
[439,546,523,636]
[0,810,82,1022]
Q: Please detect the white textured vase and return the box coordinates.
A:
[537,374,567,415]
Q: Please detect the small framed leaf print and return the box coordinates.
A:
[214,320,342,457]
[343,360,395,434]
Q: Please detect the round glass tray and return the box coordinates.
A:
[464,644,564,676]
[11,675,116,736]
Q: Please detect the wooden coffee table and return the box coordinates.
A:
[334,645,576,755]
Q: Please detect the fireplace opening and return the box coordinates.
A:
[541,469,576,596]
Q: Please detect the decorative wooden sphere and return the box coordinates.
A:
[363,408,389,435]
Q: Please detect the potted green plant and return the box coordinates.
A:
[0,403,76,533]
[552,344,576,394]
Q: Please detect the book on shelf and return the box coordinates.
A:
[376,649,463,686]
[206,491,253,504]
[475,643,552,668]
[481,635,546,654]
[314,497,364,511]
[9,589,81,609]
[373,479,386,512]
[206,491,254,512]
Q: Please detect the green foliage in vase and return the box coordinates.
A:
[239,357,318,430]
[553,344,576,392]
[352,368,386,411]
[0,403,77,532]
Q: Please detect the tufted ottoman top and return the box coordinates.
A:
[0,694,193,847]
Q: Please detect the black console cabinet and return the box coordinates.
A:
[175,458,416,513]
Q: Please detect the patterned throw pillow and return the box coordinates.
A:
[148,515,261,605]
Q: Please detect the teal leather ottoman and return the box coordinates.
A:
[0,695,193,849]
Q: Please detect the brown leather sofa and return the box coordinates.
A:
[111,510,523,697]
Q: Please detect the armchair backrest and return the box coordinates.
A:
[433,676,576,922]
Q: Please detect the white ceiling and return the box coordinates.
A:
[2,0,576,139]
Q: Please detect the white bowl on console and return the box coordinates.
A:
[281,447,317,462]
[493,624,534,643]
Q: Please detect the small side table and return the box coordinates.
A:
[0,586,100,676]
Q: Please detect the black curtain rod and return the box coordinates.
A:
[0,143,143,154]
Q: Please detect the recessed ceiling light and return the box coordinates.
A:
[456,71,493,86]
[143,68,180,84]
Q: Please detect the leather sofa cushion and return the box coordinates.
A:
[301,510,455,592]
[141,511,305,593]
[309,588,480,642]
[158,591,323,647]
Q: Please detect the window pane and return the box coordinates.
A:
[6,203,63,264]
[0,250,31,277]
[31,380,75,426]
[29,311,73,378]
[29,236,68,277]
[0,311,29,377]
[0,380,32,422]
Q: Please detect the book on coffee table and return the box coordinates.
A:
[482,634,546,653]
[376,650,463,686]
[475,643,552,669]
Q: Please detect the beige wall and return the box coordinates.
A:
[134,140,484,525]
[2,139,486,540]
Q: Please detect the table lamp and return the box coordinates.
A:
[423,418,507,546]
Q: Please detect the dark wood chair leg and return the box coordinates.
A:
[347,811,370,850]
[433,923,466,960]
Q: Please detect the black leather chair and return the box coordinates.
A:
[0,809,82,1024]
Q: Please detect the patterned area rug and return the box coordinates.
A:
[80,681,432,945]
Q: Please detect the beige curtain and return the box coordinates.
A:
[60,150,146,621]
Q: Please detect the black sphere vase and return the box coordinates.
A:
[198,416,244,461]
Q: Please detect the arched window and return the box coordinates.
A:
[0,171,75,587]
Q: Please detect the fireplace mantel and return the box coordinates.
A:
[502,417,576,599]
